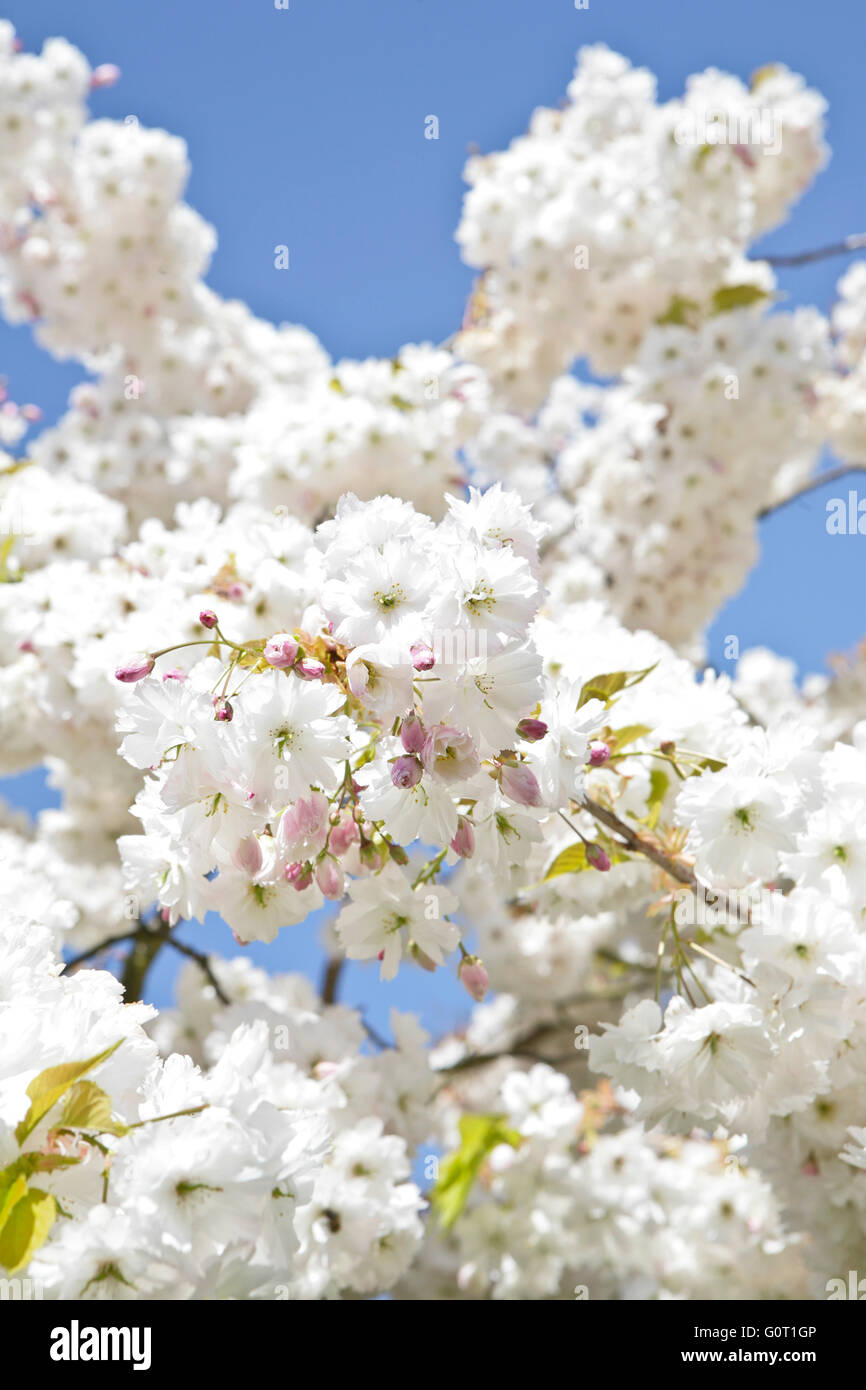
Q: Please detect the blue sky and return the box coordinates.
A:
[2,0,864,1024]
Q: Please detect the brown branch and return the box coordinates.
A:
[320,956,344,1006]
[163,934,231,1006]
[581,794,697,888]
[758,463,866,520]
[763,231,866,267]
[63,929,138,972]
[581,795,752,926]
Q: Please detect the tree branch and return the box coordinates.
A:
[320,955,344,1006]
[758,463,866,520]
[763,231,866,267]
[163,934,231,1006]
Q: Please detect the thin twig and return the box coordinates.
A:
[63,929,138,972]
[164,935,231,1006]
[763,231,866,267]
[758,463,866,520]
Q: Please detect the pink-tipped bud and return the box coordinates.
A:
[391,754,423,789]
[316,856,345,900]
[516,717,548,743]
[233,835,263,877]
[410,640,435,672]
[213,696,233,722]
[264,633,299,669]
[90,63,121,89]
[328,817,360,856]
[115,654,154,683]
[400,711,426,754]
[585,842,611,872]
[296,658,326,680]
[286,861,313,891]
[162,667,187,683]
[199,609,218,629]
[459,955,489,1002]
[588,741,610,767]
[450,816,475,859]
[500,761,543,808]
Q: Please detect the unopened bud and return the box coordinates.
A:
[115,654,154,683]
[286,861,313,891]
[264,633,299,669]
[388,842,410,866]
[516,717,548,743]
[296,658,326,680]
[459,955,489,1002]
[450,816,475,859]
[316,856,345,900]
[213,696,233,722]
[410,640,435,672]
[400,711,426,754]
[391,754,423,789]
[585,842,611,872]
[500,761,543,807]
[588,741,610,766]
[199,609,218,629]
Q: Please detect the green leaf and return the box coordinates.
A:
[544,839,626,881]
[655,295,700,327]
[432,1115,521,1229]
[15,1040,123,1144]
[60,1081,129,1137]
[607,723,653,752]
[0,1175,27,1240]
[710,284,770,315]
[647,769,670,829]
[576,664,658,710]
[694,754,727,772]
[0,1188,56,1272]
[544,843,590,879]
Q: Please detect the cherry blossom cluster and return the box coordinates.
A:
[1,20,866,1304]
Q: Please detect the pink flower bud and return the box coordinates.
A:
[450,816,475,859]
[20,404,42,423]
[500,761,543,807]
[410,640,435,672]
[588,741,610,767]
[328,816,360,856]
[584,842,611,872]
[233,835,263,876]
[391,754,423,789]
[459,955,489,1002]
[400,711,426,754]
[516,717,548,743]
[286,862,313,891]
[199,609,218,629]
[264,633,299,669]
[316,857,345,900]
[296,658,326,680]
[90,63,121,89]
[115,654,154,683]
[213,696,233,722]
